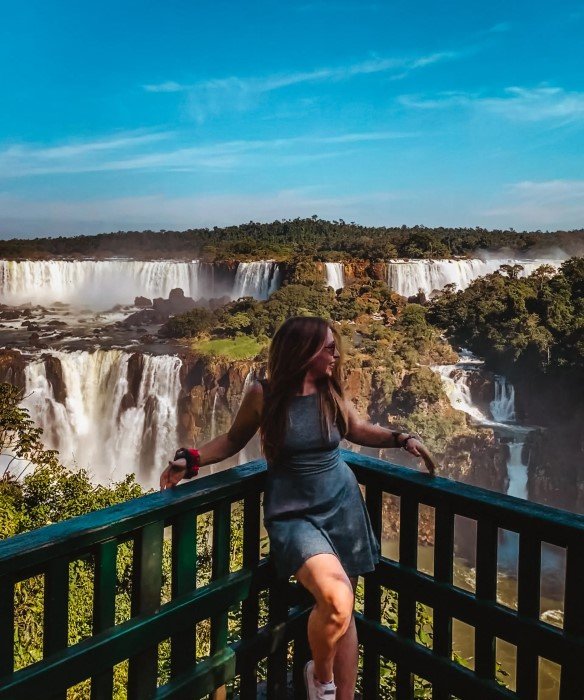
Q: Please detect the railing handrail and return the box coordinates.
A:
[2,450,582,577]
[344,449,584,545]
[0,460,266,577]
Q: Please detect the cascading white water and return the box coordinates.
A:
[386,258,560,298]
[22,349,182,488]
[0,260,212,307]
[431,364,490,423]
[237,369,258,467]
[232,261,281,300]
[324,263,345,290]
[507,442,528,499]
[210,392,220,439]
[490,376,516,423]
[433,358,530,504]
[0,259,282,308]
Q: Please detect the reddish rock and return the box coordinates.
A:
[125,353,145,409]
[0,349,27,389]
[42,354,67,404]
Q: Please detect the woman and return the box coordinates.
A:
[160,316,437,700]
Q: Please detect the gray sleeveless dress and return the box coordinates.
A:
[261,385,380,580]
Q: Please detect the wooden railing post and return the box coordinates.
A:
[44,557,69,700]
[363,483,383,700]
[0,577,14,680]
[475,518,498,681]
[559,541,584,699]
[127,520,164,699]
[240,491,261,696]
[170,511,197,678]
[210,500,231,700]
[432,505,454,700]
[91,540,117,700]
[396,495,418,700]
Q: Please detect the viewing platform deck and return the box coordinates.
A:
[0,451,582,699]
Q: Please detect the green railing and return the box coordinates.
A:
[0,450,582,699]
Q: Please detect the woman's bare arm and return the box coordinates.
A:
[344,400,438,474]
[160,382,263,489]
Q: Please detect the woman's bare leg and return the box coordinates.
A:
[332,578,358,699]
[295,554,356,691]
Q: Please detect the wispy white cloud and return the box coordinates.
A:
[144,50,463,121]
[1,131,174,163]
[0,130,418,178]
[399,85,584,123]
[486,21,512,34]
[481,180,584,228]
[143,81,184,93]
[149,52,460,93]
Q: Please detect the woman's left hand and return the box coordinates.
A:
[160,457,188,490]
[404,438,439,476]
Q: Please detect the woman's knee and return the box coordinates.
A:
[319,582,354,631]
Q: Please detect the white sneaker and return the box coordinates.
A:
[304,660,336,699]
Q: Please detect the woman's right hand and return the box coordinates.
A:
[159,457,187,490]
[403,438,439,476]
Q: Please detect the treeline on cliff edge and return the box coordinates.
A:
[0,217,583,260]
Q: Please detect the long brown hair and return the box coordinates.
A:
[260,316,348,463]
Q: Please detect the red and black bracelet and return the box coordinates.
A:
[173,448,201,479]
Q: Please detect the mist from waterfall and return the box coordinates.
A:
[0,259,281,309]
[22,350,182,488]
[324,262,345,290]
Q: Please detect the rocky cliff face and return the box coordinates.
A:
[177,355,262,445]
[1,348,509,508]
[0,350,27,389]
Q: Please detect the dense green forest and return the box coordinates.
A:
[428,258,584,417]
[1,217,583,260]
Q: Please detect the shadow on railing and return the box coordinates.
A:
[0,450,582,699]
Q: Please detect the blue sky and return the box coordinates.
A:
[0,0,583,238]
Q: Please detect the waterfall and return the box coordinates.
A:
[242,368,256,392]
[506,441,528,499]
[431,364,490,423]
[386,258,560,298]
[232,261,281,300]
[0,259,282,309]
[0,260,221,308]
[22,350,182,487]
[210,392,220,439]
[324,263,345,290]
[490,376,516,423]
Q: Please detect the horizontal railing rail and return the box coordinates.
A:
[0,450,581,699]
